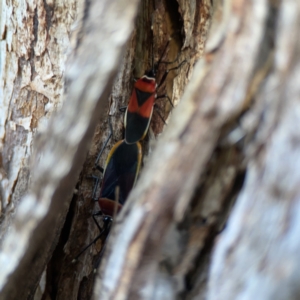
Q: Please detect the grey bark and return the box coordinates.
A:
[0,0,139,298]
[208,1,300,299]
[1,0,300,299]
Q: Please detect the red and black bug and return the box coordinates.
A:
[98,139,142,216]
[73,138,142,261]
[124,40,185,144]
[124,73,156,144]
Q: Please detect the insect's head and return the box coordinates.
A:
[144,68,156,80]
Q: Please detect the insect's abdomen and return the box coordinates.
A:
[98,140,142,215]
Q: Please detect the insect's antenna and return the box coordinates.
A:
[95,116,112,167]
[155,38,171,72]
[151,13,155,71]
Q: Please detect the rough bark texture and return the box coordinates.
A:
[1,0,300,299]
[0,0,80,296]
[94,0,269,298]
[42,1,212,299]
[208,1,300,299]
[0,0,139,298]
[0,0,78,240]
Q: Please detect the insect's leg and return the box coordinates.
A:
[156,94,174,108]
[93,211,106,232]
[168,59,187,72]
[153,103,167,125]
[72,214,104,262]
[86,169,104,200]
[119,106,127,113]
[160,52,180,65]
[88,117,112,201]
[95,117,113,167]
[157,60,187,90]
[92,216,113,270]
[88,175,101,201]
[72,213,112,262]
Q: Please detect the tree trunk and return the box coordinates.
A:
[0,0,140,298]
[1,0,300,299]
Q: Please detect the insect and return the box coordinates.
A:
[73,139,142,261]
[124,40,186,144]
[98,139,142,216]
[74,37,185,262]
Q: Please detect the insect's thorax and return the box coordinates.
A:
[134,75,156,94]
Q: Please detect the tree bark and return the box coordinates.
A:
[94,0,270,298]
[1,0,300,299]
[0,0,139,298]
[0,0,78,239]
[208,1,300,299]
[41,1,212,299]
